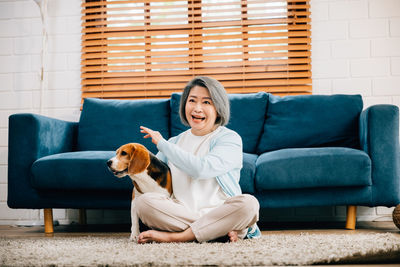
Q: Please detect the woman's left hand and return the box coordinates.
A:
[140,126,164,145]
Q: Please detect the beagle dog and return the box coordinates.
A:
[107,143,172,241]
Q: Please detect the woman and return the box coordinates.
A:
[137,76,260,243]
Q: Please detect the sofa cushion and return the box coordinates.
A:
[239,153,257,194]
[170,93,189,136]
[257,94,363,153]
[31,151,133,191]
[255,147,371,191]
[78,98,170,154]
[170,92,268,153]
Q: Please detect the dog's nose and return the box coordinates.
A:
[107,160,112,167]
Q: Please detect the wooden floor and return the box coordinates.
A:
[1,221,399,266]
[1,221,399,238]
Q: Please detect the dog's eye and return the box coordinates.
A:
[121,151,127,156]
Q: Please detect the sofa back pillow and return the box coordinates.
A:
[78,98,170,154]
[170,93,190,136]
[170,92,268,153]
[257,94,363,154]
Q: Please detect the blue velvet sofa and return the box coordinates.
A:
[8,92,400,233]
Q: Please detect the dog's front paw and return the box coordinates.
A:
[130,230,140,243]
[129,234,139,243]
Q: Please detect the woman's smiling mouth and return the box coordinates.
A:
[192,115,205,121]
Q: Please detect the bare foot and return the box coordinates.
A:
[137,228,196,244]
[137,230,173,243]
[228,231,239,242]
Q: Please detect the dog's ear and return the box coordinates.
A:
[128,145,150,175]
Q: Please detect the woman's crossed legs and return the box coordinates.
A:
[135,192,259,243]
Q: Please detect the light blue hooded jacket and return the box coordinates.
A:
[156,126,261,239]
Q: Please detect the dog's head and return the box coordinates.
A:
[107,143,150,178]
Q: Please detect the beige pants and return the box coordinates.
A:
[135,192,259,242]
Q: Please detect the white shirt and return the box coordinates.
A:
[168,127,228,216]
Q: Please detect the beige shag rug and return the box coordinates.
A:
[1,232,400,266]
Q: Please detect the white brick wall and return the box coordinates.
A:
[0,0,398,225]
[313,0,400,104]
[0,0,82,225]
[311,0,400,221]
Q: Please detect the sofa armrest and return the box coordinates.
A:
[8,113,78,208]
[359,105,400,206]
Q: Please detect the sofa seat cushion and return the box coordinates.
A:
[31,151,133,191]
[255,147,371,191]
[78,98,170,154]
[257,94,363,153]
[170,92,268,153]
[239,153,258,194]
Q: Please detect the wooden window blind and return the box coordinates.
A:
[81,0,311,100]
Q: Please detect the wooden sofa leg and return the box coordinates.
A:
[44,208,54,234]
[345,205,357,230]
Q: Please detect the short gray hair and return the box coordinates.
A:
[179,76,230,126]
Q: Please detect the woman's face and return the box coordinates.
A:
[185,85,218,136]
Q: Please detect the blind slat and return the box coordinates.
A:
[82,58,311,72]
[82,79,312,92]
[82,51,311,65]
[82,44,311,60]
[82,64,311,78]
[82,71,311,85]
[82,38,310,54]
[82,18,311,34]
[82,30,310,47]
[82,24,310,43]
[82,11,311,27]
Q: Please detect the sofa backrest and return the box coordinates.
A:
[170,92,268,154]
[77,94,362,156]
[78,98,170,154]
[257,94,363,154]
